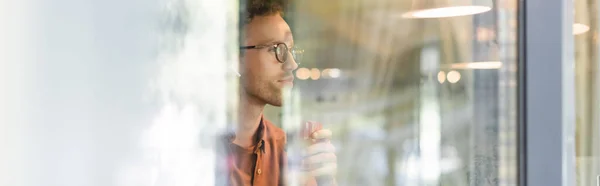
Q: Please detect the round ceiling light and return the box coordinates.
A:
[402,5,492,19]
[573,23,590,35]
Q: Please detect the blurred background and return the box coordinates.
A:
[574,0,600,185]
[265,0,519,185]
[0,0,598,185]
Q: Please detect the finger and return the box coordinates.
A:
[304,152,337,166]
[304,142,335,157]
[302,121,319,139]
[311,129,332,140]
[309,163,337,177]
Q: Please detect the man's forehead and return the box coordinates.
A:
[244,15,293,44]
[253,31,293,45]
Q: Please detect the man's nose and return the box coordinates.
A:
[283,55,298,71]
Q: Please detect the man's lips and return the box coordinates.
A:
[278,77,295,83]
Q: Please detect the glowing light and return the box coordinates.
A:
[328,68,341,78]
[450,61,502,69]
[310,68,321,80]
[437,71,446,83]
[447,71,461,83]
[402,6,491,19]
[295,68,310,80]
[321,68,341,79]
[573,23,590,35]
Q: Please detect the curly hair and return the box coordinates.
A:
[240,0,287,24]
[238,0,288,47]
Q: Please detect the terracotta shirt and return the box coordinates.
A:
[224,116,317,186]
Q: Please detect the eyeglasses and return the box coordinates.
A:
[240,43,303,64]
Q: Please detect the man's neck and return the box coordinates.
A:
[233,93,265,148]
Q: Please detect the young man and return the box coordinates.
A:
[225,0,337,185]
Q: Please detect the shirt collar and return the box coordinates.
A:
[255,115,267,153]
[227,115,267,153]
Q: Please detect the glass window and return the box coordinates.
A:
[574,0,600,185]
[0,0,522,185]
[263,0,520,185]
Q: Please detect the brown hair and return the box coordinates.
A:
[240,0,287,24]
[239,0,288,46]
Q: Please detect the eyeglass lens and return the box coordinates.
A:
[275,43,288,63]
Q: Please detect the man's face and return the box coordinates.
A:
[240,14,298,107]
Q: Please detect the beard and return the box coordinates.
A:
[242,79,283,107]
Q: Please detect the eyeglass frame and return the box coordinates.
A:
[239,43,303,64]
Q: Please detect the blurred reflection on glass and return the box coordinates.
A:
[574,0,600,185]
[0,0,239,185]
[262,0,520,185]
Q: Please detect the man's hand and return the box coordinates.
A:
[302,127,337,179]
